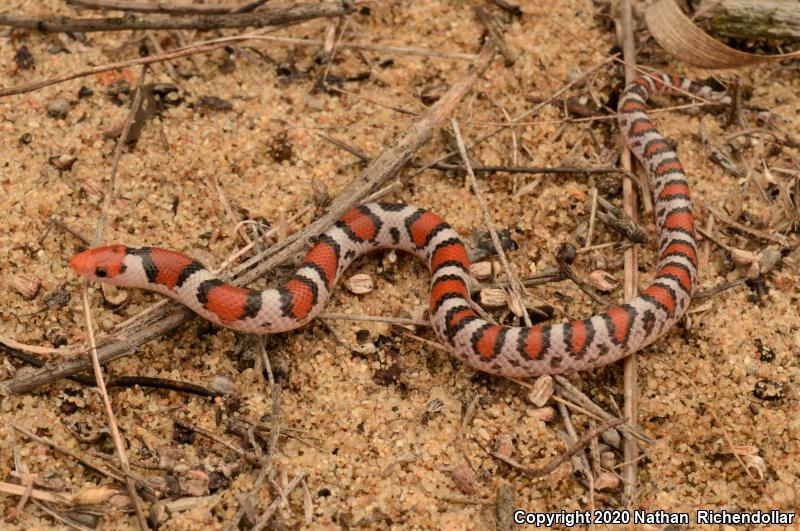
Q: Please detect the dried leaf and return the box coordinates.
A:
[645,0,800,68]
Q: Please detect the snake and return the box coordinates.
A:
[71,73,709,377]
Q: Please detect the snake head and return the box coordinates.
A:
[70,245,129,282]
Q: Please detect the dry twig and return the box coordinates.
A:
[76,64,151,530]
[0,1,353,33]
[473,5,515,66]
[619,0,639,507]
[489,419,624,477]
[451,118,533,327]
[66,0,269,15]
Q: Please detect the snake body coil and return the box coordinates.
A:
[71,74,708,377]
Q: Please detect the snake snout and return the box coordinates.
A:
[69,250,93,277]
[69,245,128,279]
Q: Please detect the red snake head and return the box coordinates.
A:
[70,245,129,282]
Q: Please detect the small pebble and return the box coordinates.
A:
[47,98,71,118]
[14,46,35,69]
[78,85,94,98]
[601,428,622,449]
[109,494,132,510]
[149,502,168,526]
[731,248,757,266]
[600,450,616,470]
[46,326,68,348]
[753,379,784,401]
[44,289,71,309]
[210,375,234,395]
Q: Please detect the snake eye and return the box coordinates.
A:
[95,267,107,278]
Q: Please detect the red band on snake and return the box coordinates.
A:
[71,74,713,377]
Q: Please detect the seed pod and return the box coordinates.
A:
[470,261,492,280]
[527,375,554,407]
[589,270,617,292]
[480,287,507,308]
[731,248,757,266]
[13,273,41,300]
[346,273,373,294]
[451,463,478,494]
[73,485,116,505]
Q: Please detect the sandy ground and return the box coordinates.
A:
[0,0,798,529]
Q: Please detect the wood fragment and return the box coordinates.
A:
[619,0,640,507]
[0,1,354,33]
[321,134,621,175]
[705,204,788,246]
[66,0,269,15]
[696,0,800,42]
[0,481,72,505]
[486,0,522,17]
[488,419,624,478]
[251,472,306,531]
[473,5,515,66]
